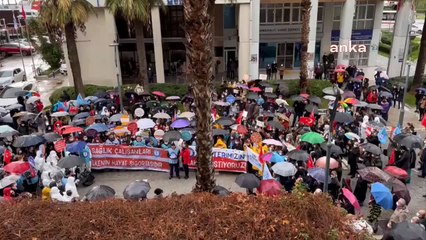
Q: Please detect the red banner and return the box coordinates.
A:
[87,145,247,173]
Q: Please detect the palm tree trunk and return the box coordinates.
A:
[65,22,85,97]
[183,0,216,192]
[134,20,150,90]
[413,13,426,89]
[299,0,311,94]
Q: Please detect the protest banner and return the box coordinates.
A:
[189,147,247,173]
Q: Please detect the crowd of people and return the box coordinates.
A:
[0,67,425,237]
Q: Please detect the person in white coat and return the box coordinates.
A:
[360,115,369,139]
[65,176,79,199]
[50,187,66,202]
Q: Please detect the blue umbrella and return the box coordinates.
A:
[270,152,285,163]
[86,123,109,133]
[308,168,331,183]
[66,141,87,154]
[181,131,192,141]
[371,183,393,210]
[226,95,236,104]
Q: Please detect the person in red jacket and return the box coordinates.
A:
[180,143,191,179]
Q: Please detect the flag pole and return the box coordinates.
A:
[14,12,27,77]
[24,17,37,77]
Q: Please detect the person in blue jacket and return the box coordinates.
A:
[167,144,180,179]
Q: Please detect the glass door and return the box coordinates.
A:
[277,43,294,68]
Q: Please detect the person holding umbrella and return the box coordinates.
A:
[395,146,411,183]
[387,198,409,229]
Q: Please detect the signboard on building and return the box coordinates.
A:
[331,29,373,42]
[166,0,182,5]
[259,23,323,35]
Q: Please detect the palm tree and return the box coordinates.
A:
[39,0,94,97]
[183,0,216,192]
[413,12,426,88]
[299,0,311,93]
[106,0,164,90]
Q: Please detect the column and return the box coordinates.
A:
[249,0,260,79]
[320,3,334,59]
[238,3,250,81]
[337,0,356,66]
[368,0,384,66]
[387,0,413,78]
[151,6,165,83]
[307,0,319,70]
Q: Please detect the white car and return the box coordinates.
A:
[0,68,26,88]
[60,63,67,75]
[0,81,36,108]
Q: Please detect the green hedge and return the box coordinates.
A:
[379,43,391,54]
[268,79,332,97]
[381,32,393,45]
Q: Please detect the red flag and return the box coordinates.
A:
[21,5,26,21]
[306,155,314,169]
[365,127,372,137]
[31,1,41,11]
[3,149,12,165]
[236,111,243,124]
[421,114,426,128]
[388,149,395,165]
[390,127,395,139]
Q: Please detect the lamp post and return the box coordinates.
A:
[398,62,411,127]
[109,41,124,113]
[323,84,341,193]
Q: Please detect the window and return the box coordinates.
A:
[292,4,300,22]
[275,9,283,22]
[353,3,375,30]
[267,8,275,23]
[259,3,305,24]
[348,40,370,66]
[317,7,324,22]
[260,9,266,23]
[283,8,290,22]
[332,5,342,30]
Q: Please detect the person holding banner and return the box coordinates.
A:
[167,144,180,179]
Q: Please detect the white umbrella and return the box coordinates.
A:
[380,72,389,79]
[166,96,180,101]
[275,99,289,106]
[0,175,20,189]
[213,101,230,107]
[134,108,145,118]
[262,139,283,147]
[154,129,165,139]
[137,118,156,129]
[271,162,297,177]
[153,112,171,119]
[230,124,238,130]
[345,132,361,140]
[323,95,336,101]
[179,111,195,119]
[51,112,69,118]
[26,96,40,104]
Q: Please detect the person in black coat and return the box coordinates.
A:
[348,141,359,178]
[353,177,368,206]
[395,147,411,173]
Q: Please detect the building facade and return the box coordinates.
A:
[66,0,385,86]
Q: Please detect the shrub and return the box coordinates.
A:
[268,79,332,97]
[379,43,391,54]
[0,193,365,239]
[381,31,393,45]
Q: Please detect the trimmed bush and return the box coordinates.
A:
[381,31,393,45]
[268,79,332,97]
[379,43,391,55]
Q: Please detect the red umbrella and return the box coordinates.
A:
[299,117,314,127]
[384,166,409,181]
[334,68,346,73]
[344,98,359,105]
[152,91,166,97]
[336,64,346,69]
[315,156,340,169]
[60,126,84,135]
[356,75,364,80]
[249,87,262,92]
[342,188,361,214]
[257,179,283,197]
[237,125,248,135]
[3,161,30,175]
[299,93,309,99]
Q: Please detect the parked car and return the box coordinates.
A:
[0,68,26,88]
[0,81,36,108]
[0,43,35,56]
[60,63,67,75]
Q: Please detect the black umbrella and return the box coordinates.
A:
[323,87,343,96]
[308,96,321,105]
[163,131,182,142]
[290,95,305,102]
[393,133,411,142]
[379,91,393,99]
[123,180,151,200]
[259,82,272,87]
[247,93,260,100]
[57,155,85,169]
[367,121,385,129]
[212,185,231,196]
[73,112,90,120]
[125,92,138,98]
[212,129,229,136]
[13,135,45,148]
[379,86,392,93]
[267,120,284,130]
[361,143,382,155]
[398,135,424,149]
[43,132,61,143]
[278,85,289,95]
[287,150,310,161]
[72,119,86,126]
[305,104,319,114]
[235,173,260,189]
[334,112,354,123]
[85,185,116,202]
[146,100,160,108]
[320,142,343,155]
[215,117,235,126]
[366,104,383,110]
[261,111,275,117]
[0,146,4,154]
[387,221,426,240]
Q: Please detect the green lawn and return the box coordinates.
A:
[405,92,416,108]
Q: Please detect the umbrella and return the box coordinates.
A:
[5,104,23,111]
[357,167,391,183]
[342,188,361,214]
[43,132,61,143]
[0,125,19,138]
[123,180,151,200]
[398,135,424,149]
[262,139,283,147]
[271,162,297,177]
[366,104,383,110]
[26,96,40,104]
[236,84,249,89]
[108,114,122,123]
[371,182,393,210]
[308,168,331,183]
[290,95,305,102]
[375,67,385,71]
[57,155,85,169]
[13,135,45,148]
[181,131,192,141]
[389,178,411,204]
[353,101,368,107]
[299,117,314,127]
[334,112,354,123]
[236,125,248,135]
[275,99,289,106]
[153,112,171,119]
[3,161,30,175]
[0,175,20,189]
[308,96,321,105]
[152,91,165,97]
[345,132,360,140]
[323,87,344,96]
[51,111,69,118]
[379,91,393,98]
[213,101,230,107]
[380,72,389,79]
[287,150,309,162]
[246,93,260,100]
[416,87,426,92]
[384,166,409,181]
[388,221,426,240]
[166,96,180,101]
[259,82,271,87]
[305,104,319,114]
[85,185,116,202]
[299,93,309,99]
[342,91,356,99]
[367,121,385,129]
[323,95,336,101]
[360,143,382,155]
[215,117,234,126]
[73,112,90,120]
[0,107,7,117]
[134,108,145,118]
[235,173,261,189]
[226,95,236,104]
[249,87,262,92]
[267,120,284,130]
[334,68,345,73]
[0,146,4,154]
[264,93,277,99]
[267,153,285,163]
[212,185,231,196]
[257,179,283,197]
[66,141,87,154]
[320,143,343,155]
[179,112,195,119]
[86,123,109,133]
[212,129,229,136]
[145,100,160,108]
[137,118,156,129]
[301,132,325,144]
[163,131,182,142]
[61,126,84,135]
[171,119,190,128]
[344,98,359,105]
[315,156,340,169]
